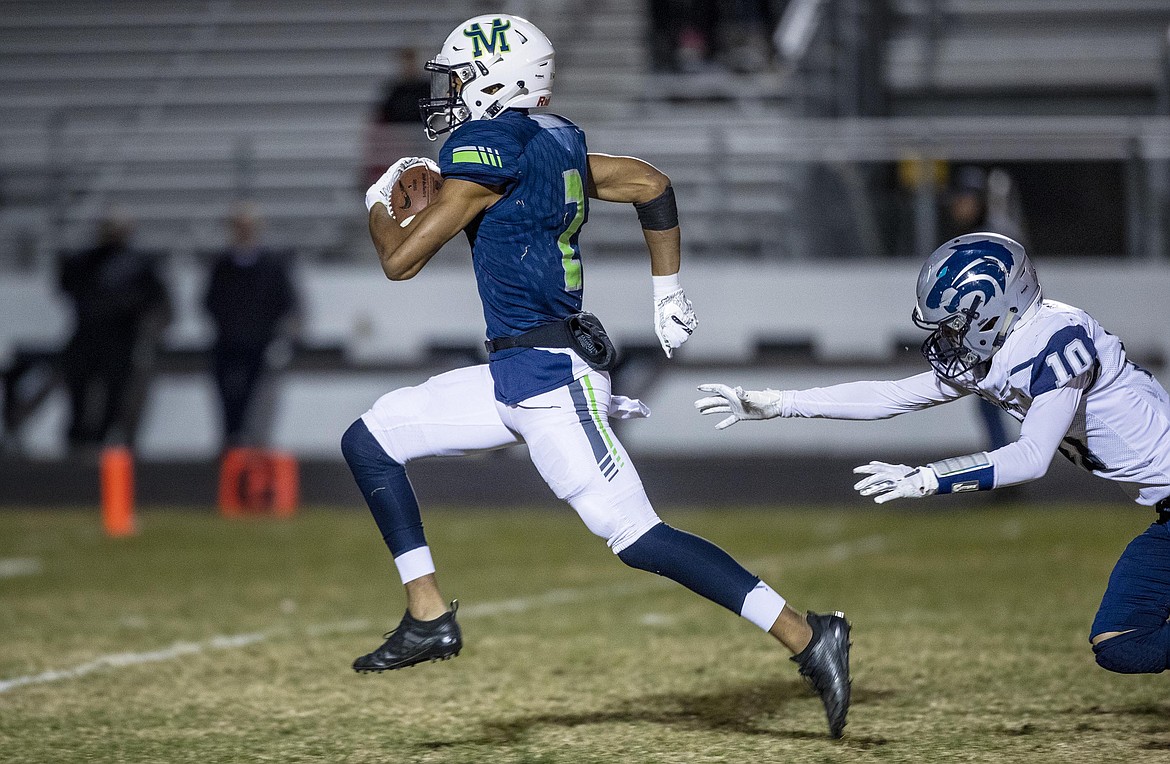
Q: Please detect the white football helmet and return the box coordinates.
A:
[913,232,1041,378]
[419,14,555,140]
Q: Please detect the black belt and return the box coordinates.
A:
[484,321,574,354]
[484,312,618,372]
[1156,496,1170,524]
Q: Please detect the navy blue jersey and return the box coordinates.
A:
[439,110,590,404]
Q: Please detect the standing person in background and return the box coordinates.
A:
[58,212,171,452]
[365,48,433,186]
[344,14,851,739]
[204,203,299,450]
[373,48,431,125]
[941,165,1028,452]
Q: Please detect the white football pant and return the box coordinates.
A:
[360,364,662,553]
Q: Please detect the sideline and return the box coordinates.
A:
[0,536,887,694]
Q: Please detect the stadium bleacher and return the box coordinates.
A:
[887,0,1170,115]
[0,0,647,259]
[2,1,1170,461]
[3,1,1169,262]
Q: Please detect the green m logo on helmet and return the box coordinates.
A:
[463,18,511,58]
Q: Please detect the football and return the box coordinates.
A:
[390,163,443,222]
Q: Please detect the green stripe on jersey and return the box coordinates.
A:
[452,146,503,167]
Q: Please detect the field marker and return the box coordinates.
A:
[0,558,42,579]
[0,535,888,695]
[100,446,137,538]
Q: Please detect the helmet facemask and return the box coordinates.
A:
[419,59,478,140]
[914,296,1018,379]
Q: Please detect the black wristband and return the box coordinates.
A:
[634,186,678,231]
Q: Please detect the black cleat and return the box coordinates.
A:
[353,600,462,673]
[790,610,851,739]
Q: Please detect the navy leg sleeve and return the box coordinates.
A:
[340,418,426,557]
[617,522,760,615]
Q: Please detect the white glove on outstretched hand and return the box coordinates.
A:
[852,461,939,504]
[652,274,697,358]
[364,157,441,216]
[694,384,784,430]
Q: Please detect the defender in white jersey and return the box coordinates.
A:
[696,232,1170,675]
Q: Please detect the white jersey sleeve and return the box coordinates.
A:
[986,383,1083,487]
[922,305,1103,494]
[931,300,1170,503]
[781,371,967,420]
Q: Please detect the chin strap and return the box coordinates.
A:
[481,65,527,119]
[993,306,1022,350]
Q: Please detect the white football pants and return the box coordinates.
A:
[360,363,662,553]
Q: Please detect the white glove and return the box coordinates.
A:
[652,274,697,358]
[852,461,939,504]
[694,383,784,430]
[608,395,650,420]
[365,157,441,219]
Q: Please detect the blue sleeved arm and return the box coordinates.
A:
[438,120,523,189]
[935,322,1096,491]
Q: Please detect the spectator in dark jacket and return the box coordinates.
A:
[204,204,299,448]
[58,213,171,451]
[364,48,434,185]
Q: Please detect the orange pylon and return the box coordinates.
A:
[100,446,136,537]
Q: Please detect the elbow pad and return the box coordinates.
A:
[928,453,995,494]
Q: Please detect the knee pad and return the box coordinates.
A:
[341,418,403,474]
[567,488,660,552]
[1092,626,1170,674]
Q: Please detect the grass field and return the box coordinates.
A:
[1,503,1168,763]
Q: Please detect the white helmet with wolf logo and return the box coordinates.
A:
[913,232,1041,378]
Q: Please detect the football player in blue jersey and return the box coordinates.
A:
[342,14,850,738]
[697,232,1170,676]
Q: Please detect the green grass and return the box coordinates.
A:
[0,504,1167,763]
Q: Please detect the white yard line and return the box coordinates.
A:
[0,582,664,695]
[0,557,42,579]
[0,632,268,694]
[0,535,887,695]
[744,533,888,570]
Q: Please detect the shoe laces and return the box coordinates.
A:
[380,613,417,644]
